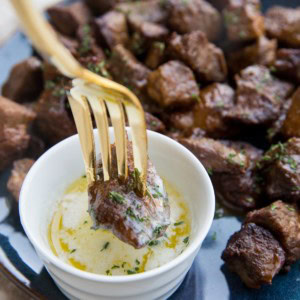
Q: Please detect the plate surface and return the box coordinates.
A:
[1,1,300,299]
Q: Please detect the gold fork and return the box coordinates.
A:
[11,0,148,195]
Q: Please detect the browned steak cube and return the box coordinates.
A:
[145,42,166,69]
[274,49,300,84]
[47,2,91,36]
[213,141,262,209]
[116,0,168,24]
[35,69,76,145]
[2,57,43,103]
[258,138,300,202]
[88,144,170,249]
[245,200,300,265]
[228,36,277,74]
[147,60,199,108]
[282,88,300,139]
[213,170,260,209]
[180,137,249,174]
[168,31,227,82]
[0,96,36,171]
[108,45,150,98]
[129,18,169,55]
[7,159,35,201]
[94,11,129,49]
[265,6,300,47]
[223,0,264,42]
[166,0,221,41]
[193,83,236,138]
[222,223,286,289]
[145,112,166,133]
[224,65,294,125]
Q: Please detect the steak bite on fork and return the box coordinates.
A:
[88,144,170,249]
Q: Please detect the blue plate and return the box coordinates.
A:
[1,1,300,299]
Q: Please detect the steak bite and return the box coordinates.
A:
[265,6,300,47]
[168,31,227,82]
[245,200,300,266]
[224,65,294,126]
[94,11,129,49]
[193,83,236,138]
[88,144,170,249]
[258,138,300,202]
[145,42,166,69]
[0,96,36,172]
[180,137,262,209]
[166,0,222,41]
[129,19,169,55]
[223,0,264,42]
[145,112,166,133]
[274,49,300,84]
[180,137,249,174]
[222,223,286,289]
[2,57,43,103]
[47,2,91,37]
[227,36,277,74]
[7,159,35,201]
[147,60,199,108]
[282,88,300,139]
[35,65,76,145]
[108,45,150,98]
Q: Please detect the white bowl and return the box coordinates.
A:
[19,128,215,300]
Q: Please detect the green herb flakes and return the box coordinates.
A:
[127,270,136,275]
[70,249,76,254]
[183,236,189,244]
[112,265,120,269]
[149,240,159,247]
[135,259,140,265]
[174,221,184,226]
[271,203,277,211]
[109,191,125,204]
[212,232,217,241]
[101,242,110,252]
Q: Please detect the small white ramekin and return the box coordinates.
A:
[19,128,215,300]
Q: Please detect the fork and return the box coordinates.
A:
[11,0,148,195]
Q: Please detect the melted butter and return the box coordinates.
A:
[48,177,191,276]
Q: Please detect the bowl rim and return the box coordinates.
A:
[19,129,215,283]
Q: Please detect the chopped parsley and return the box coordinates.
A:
[83,220,88,224]
[127,270,136,275]
[109,191,125,204]
[78,24,91,55]
[121,262,127,268]
[70,249,76,254]
[183,236,189,244]
[223,11,239,25]
[101,242,110,252]
[148,240,159,247]
[135,259,140,265]
[207,167,213,176]
[111,265,120,269]
[106,270,112,275]
[212,232,217,241]
[45,80,56,89]
[174,221,184,226]
[126,208,144,222]
[271,203,277,210]
[286,205,295,212]
[191,93,200,102]
[153,226,163,236]
[154,42,165,52]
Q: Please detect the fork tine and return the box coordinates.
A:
[87,95,111,181]
[105,100,128,180]
[68,92,96,184]
[125,103,148,195]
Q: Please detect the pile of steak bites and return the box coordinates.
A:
[1,0,300,289]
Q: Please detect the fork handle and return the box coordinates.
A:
[10,0,83,78]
